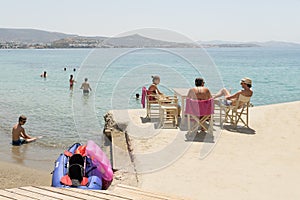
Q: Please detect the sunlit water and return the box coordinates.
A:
[0,47,299,164]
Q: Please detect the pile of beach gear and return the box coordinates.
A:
[51,140,113,190]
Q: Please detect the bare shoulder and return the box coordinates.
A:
[148,84,157,91]
[187,88,194,96]
[204,87,211,92]
[12,123,19,131]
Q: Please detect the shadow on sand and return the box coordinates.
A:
[184,131,215,143]
[222,124,256,135]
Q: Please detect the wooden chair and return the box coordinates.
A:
[185,98,214,134]
[141,87,160,118]
[159,96,178,129]
[220,94,251,128]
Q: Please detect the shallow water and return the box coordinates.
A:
[0,47,299,163]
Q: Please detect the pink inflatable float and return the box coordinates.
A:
[86,140,113,189]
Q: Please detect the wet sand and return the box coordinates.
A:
[0,135,63,189]
[0,161,51,189]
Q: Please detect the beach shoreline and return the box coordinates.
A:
[0,101,299,199]
[0,161,51,189]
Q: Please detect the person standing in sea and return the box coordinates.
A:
[69,74,76,90]
[80,78,92,94]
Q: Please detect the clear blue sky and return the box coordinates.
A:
[1,0,300,43]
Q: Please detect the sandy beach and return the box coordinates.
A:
[138,101,300,199]
[1,101,300,199]
[0,161,51,189]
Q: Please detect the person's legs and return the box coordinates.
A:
[213,88,230,99]
[177,104,181,117]
[12,139,25,146]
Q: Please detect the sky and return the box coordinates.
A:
[1,0,300,43]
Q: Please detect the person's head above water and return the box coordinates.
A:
[41,71,47,77]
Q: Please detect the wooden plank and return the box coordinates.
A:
[0,189,34,200]
[0,194,13,200]
[5,188,58,200]
[1,184,184,200]
[19,186,77,200]
[114,184,185,200]
[37,187,106,200]
[86,189,133,200]
[67,188,132,200]
[0,194,12,200]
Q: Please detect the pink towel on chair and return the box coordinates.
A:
[185,98,214,117]
[141,86,147,108]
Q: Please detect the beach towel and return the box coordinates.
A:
[141,86,147,108]
[185,98,214,117]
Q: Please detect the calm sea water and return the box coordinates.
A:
[0,47,299,153]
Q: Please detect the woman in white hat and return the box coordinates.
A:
[213,77,253,105]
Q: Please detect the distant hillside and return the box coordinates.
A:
[1,28,300,48]
[253,41,300,47]
[101,34,192,48]
[0,28,196,48]
[198,40,300,48]
[0,28,76,43]
[50,34,197,48]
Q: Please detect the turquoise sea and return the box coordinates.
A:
[0,47,300,170]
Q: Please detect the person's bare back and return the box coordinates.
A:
[12,123,24,141]
[187,78,212,100]
[80,78,92,94]
[12,115,37,146]
[188,86,212,100]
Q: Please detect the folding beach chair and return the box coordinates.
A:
[185,98,214,134]
[220,94,251,128]
[141,87,160,118]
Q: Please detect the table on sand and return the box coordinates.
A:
[172,88,189,123]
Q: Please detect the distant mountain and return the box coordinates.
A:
[0,28,197,48]
[198,40,244,45]
[51,33,197,48]
[197,40,300,48]
[101,34,195,48]
[1,28,300,48]
[0,28,76,43]
[253,41,300,47]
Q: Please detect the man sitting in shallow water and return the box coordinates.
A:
[12,115,37,146]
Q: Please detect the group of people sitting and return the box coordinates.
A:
[147,75,253,108]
